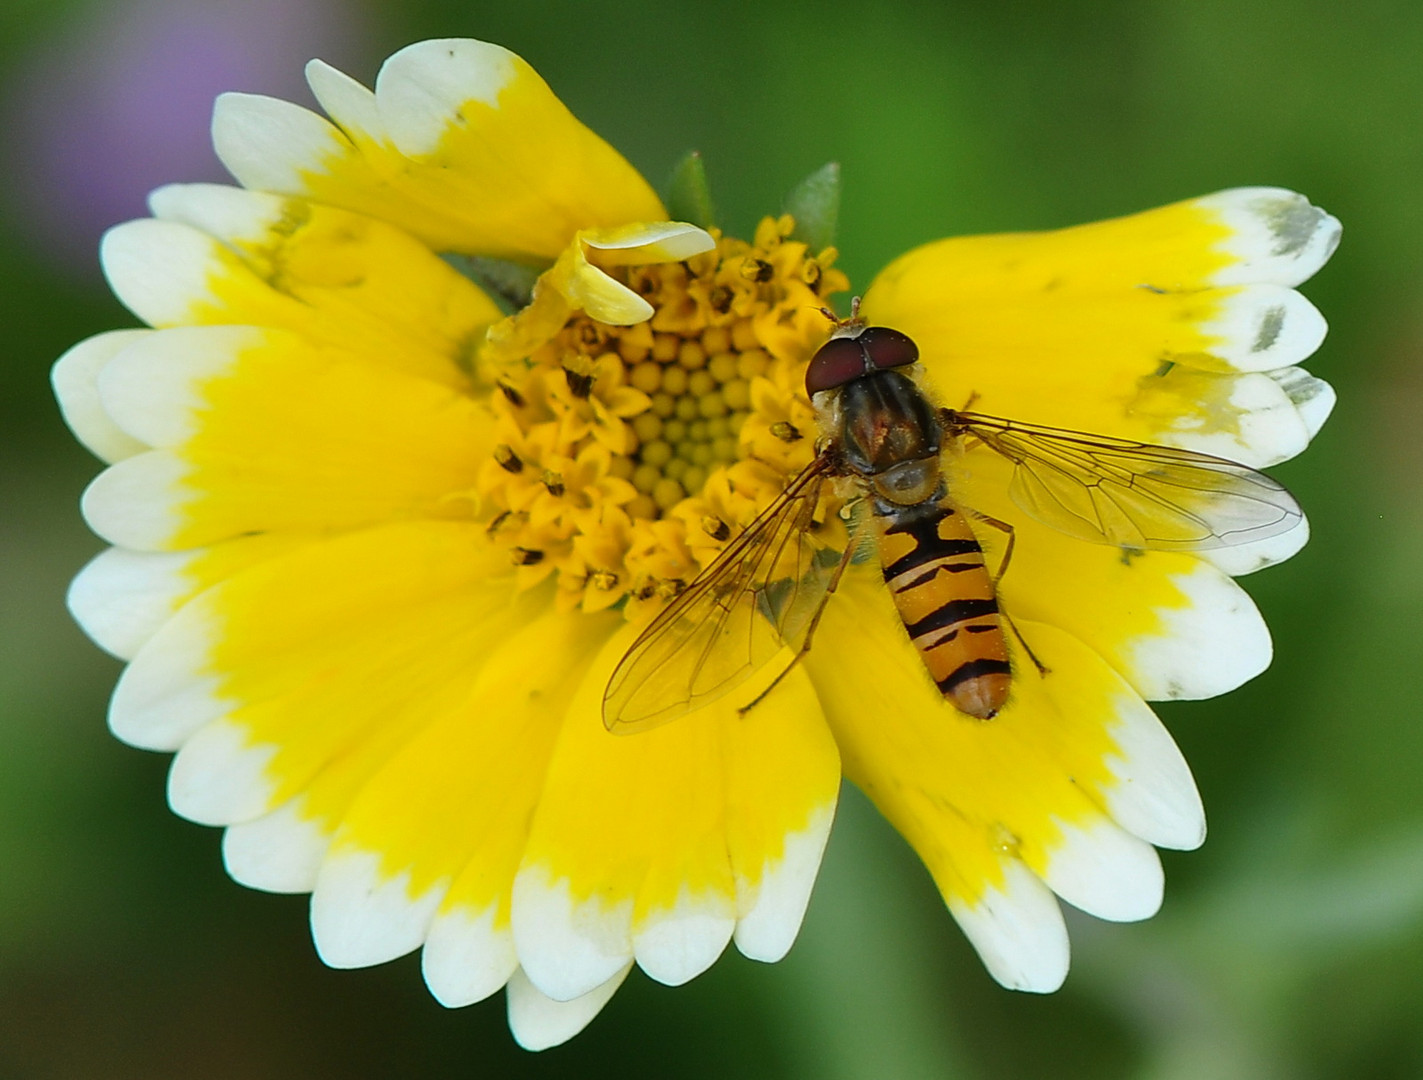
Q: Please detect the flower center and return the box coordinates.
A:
[477,215,848,617]
[622,321,764,518]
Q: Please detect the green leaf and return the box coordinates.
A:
[784,162,840,251]
[664,150,716,228]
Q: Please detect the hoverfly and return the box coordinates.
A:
[602,312,1303,731]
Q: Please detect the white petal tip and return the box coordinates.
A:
[1100,698,1207,851]
[634,905,734,986]
[1201,513,1310,576]
[1041,818,1164,923]
[1202,284,1329,372]
[511,869,633,1002]
[733,805,835,963]
[375,39,520,159]
[310,849,444,969]
[1203,188,1342,288]
[51,330,153,464]
[949,860,1069,993]
[222,800,330,894]
[506,963,630,1051]
[167,719,276,826]
[212,91,346,193]
[67,547,191,661]
[421,906,519,1008]
[1126,564,1273,701]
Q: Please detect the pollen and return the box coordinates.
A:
[476,217,848,615]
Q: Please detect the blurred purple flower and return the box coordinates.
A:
[5,0,371,273]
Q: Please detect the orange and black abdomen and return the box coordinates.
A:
[874,498,1012,718]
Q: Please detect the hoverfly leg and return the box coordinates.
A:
[967,510,1050,677]
[737,539,856,717]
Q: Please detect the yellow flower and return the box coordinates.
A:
[53,38,1338,1050]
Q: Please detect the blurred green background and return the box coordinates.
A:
[3,1,1421,1076]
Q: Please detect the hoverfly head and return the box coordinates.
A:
[805,322,920,397]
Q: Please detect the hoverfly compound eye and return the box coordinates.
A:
[805,335,870,395]
[858,326,919,370]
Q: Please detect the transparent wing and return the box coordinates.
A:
[945,410,1304,551]
[603,455,843,734]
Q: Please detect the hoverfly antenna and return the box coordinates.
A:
[816,296,867,335]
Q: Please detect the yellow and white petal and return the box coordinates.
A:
[1269,366,1336,438]
[215,39,666,261]
[506,964,632,1052]
[311,847,447,969]
[1038,816,1164,922]
[810,569,1199,988]
[68,533,311,662]
[1198,515,1311,578]
[210,90,363,202]
[222,798,329,894]
[84,326,489,552]
[105,193,501,389]
[1197,284,1327,374]
[1096,692,1205,852]
[313,608,612,988]
[1116,559,1272,703]
[511,865,634,1002]
[512,627,839,1001]
[732,803,836,963]
[101,220,220,330]
[304,59,384,137]
[108,522,514,755]
[168,716,277,826]
[423,905,518,1009]
[862,188,1337,463]
[52,330,153,463]
[946,857,1069,993]
[1128,366,1314,468]
[1200,187,1342,287]
[69,547,195,661]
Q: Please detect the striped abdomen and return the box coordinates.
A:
[874,497,1011,719]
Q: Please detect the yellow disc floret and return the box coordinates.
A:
[475,215,849,615]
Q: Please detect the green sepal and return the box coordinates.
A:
[664,150,716,229]
[784,162,840,251]
[442,254,544,315]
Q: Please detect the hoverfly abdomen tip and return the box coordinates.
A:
[948,670,1011,720]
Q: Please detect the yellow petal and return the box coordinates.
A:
[82,326,489,551]
[807,566,1200,906]
[107,186,502,389]
[213,40,666,261]
[511,622,839,999]
[863,188,1337,464]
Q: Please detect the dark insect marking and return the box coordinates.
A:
[894,558,983,592]
[906,597,999,639]
[937,658,1013,694]
[882,534,981,580]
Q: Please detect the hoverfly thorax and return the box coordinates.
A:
[835,371,943,506]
